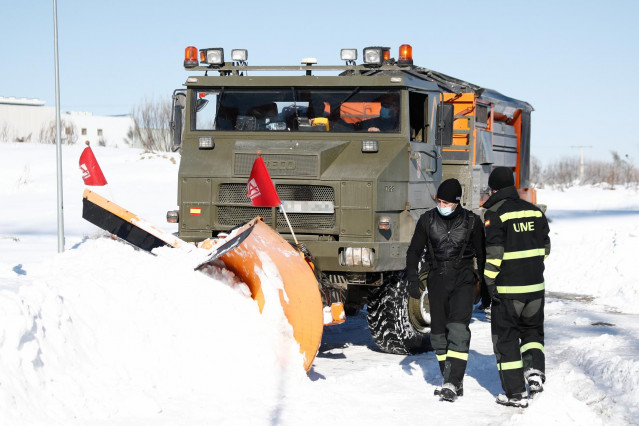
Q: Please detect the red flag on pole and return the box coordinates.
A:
[79,145,108,186]
[247,156,280,207]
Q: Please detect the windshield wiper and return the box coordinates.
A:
[329,87,361,119]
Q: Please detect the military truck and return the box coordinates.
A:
[167,44,535,355]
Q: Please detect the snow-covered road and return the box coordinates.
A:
[311,292,639,425]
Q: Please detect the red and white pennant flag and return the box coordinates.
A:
[79,144,107,186]
[247,156,280,207]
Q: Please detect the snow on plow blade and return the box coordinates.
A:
[82,189,324,371]
[197,218,324,371]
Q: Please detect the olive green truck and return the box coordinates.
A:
[167,44,535,355]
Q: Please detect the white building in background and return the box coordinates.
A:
[0,96,134,147]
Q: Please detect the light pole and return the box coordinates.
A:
[571,145,591,182]
[53,0,65,252]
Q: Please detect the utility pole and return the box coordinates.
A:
[53,0,65,252]
[571,145,591,182]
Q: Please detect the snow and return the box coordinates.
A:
[1,142,639,425]
[541,187,639,314]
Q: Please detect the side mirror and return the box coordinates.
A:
[195,98,209,112]
[170,90,186,151]
[435,103,454,146]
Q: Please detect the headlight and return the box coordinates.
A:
[362,139,379,153]
[231,49,248,61]
[340,48,357,61]
[166,210,179,223]
[199,48,224,65]
[363,47,383,66]
[198,136,214,149]
[339,247,375,266]
[378,216,391,230]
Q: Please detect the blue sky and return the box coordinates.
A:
[1,0,638,165]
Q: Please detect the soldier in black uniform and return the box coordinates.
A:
[406,179,485,402]
[483,167,551,408]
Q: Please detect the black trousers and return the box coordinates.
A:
[427,260,475,388]
[491,297,545,396]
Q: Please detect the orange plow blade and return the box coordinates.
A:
[198,218,324,371]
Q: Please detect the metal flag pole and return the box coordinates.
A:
[53,0,65,252]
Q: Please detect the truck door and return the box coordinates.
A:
[408,91,442,211]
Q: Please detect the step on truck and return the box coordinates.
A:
[167,44,535,355]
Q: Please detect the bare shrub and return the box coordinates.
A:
[38,120,78,145]
[530,155,543,187]
[541,157,580,189]
[129,96,172,152]
[15,133,32,143]
[0,122,11,142]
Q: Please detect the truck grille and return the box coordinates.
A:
[217,183,336,230]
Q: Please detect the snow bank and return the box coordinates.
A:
[0,238,306,424]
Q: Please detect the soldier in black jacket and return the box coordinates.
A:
[483,167,551,408]
[406,179,485,402]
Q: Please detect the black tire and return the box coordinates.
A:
[367,271,433,355]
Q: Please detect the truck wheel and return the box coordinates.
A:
[367,272,433,355]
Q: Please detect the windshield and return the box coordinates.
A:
[192,88,400,133]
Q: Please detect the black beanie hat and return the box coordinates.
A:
[436,179,462,203]
[488,167,515,190]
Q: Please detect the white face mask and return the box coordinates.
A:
[437,205,454,216]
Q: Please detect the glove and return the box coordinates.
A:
[408,278,425,299]
[487,285,500,306]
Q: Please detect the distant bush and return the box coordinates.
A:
[0,122,10,142]
[128,96,172,152]
[534,151,639,189]
[38,119,78,145]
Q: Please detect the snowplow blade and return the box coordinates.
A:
[197,218,324,371]
[82,189,323,371]
[81,189,188,251]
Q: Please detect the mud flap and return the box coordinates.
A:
[82,190,324,371]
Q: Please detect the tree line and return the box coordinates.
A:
[530,152,639,188]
